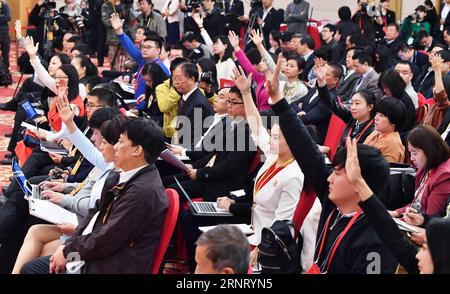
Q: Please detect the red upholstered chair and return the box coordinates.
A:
[151,188,180,274]
[292,187,317,239]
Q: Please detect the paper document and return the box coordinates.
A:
[21,121,39,133]
[393,218,420,234]
[159,149,188,171]
[40,141,68,155]
[199,224,254,235]
[116,82,135,94]
[28,198,78,225]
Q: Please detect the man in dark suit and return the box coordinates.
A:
[21,118,169,274]
[166,86,256,202]
[337,48,360,101]
[398,43,430,76]
[350,52,383,100]
[381,23,403,60]
[258,0,282,48]
[321,24,345,63]
[418,30,439,52]
[297,34,316,82]
[172,62,214,152]
[292,62,343,144]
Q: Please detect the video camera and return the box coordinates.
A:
[360,2,380,18]
[200,72,214,85]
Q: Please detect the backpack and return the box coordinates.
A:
[258,220,302,274]
[378,165,416,211]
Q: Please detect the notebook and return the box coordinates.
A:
[28,198,78,225]
[12,159,42,199]
[174,177,233,217]
[40,140,68,155]
[199,224,254,235]
[393,218,421,234]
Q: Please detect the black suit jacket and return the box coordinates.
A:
[325,40,344,63]
[177,88,214,151]
[224,0,244,34]
[382,37,403,60]
[302,53,315,82]
[412,50,430,74]
[204,7,226,40]
[260,8,282,48]
[337,71,360,101]
[192,118,256,201]
[414,69,434,98]
[63,165,168,274]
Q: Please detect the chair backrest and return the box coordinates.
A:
[292,188,317,235]
[151,188,180,274]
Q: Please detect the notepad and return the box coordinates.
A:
[393,218,420,234]
[28,198,78,226]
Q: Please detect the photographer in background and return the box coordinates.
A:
[216,0,244,36]
[400,5,431,47]
[352,0,376,47]
[374,0,396,43]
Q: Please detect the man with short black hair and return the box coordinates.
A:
[136,0,167,39]
[381,23,402,60]
[321,24,344,62]
[418,30,437,52]
[397,43,430,76]
[395,61,419,109]
[21,118,169,274]
[181,31,211,60]
[298,35,315,81]
[350,52,382,100]
[195,225,250,274]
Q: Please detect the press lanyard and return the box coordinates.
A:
[315,208,363,271]
[345,120,374,143]
[254,157,295,195]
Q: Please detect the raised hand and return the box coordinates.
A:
[228,30,240,50]
[344,136,363,185]
[314,62,327,86]
[231,66,252,94]
[110,13,124,35]
[431,52,443,72]
[192,13,204,28]
[56,95,75,124]
[15,20,22,39]
[266,53,283,103]
[250,29,264,47]
[25,36,39,59]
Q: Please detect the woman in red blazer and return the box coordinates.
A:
[391,126,450,217]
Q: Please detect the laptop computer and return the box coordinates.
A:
[174,177,233,217]
[40,140,68,155]
[20,99,39,120]
[12,159,42,199]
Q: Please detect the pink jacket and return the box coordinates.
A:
[235,49,270,111]
[396,158,450,216]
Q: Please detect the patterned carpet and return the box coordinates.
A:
[0,42,23,192]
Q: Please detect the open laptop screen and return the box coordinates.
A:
[20,100,39,120]
[12,159,32,196]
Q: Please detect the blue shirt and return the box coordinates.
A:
[118,33,170,110]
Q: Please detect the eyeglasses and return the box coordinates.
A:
[226,100,244,106]
[85,103,106,109]
[141,44,156,50]
[55,76,69,80]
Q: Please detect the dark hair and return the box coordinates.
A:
[416,5,427,13]
[323,23,337,35]
[101,116,127,145]
[269,30,281,46]
[67,35,82,44]
[349,33,363,47]
[229,86,243,100]
[327,61,344,80]
[196,225,250,274]
[176,62,199,82]
[379,69,407,99]
[314,46,332,61]
[352,51,373,67]
[426,218,450,274]
[300,35,315,50]
[407,125,450,171]
[120,118,165,163]
[398,42,413,53]
[170,57,188,73]
[376,97,406,131]
[52,37,64,51]
[71,43,90,56]
[353,89,377,116]
[286,53,306,79]
[387,23,400,32]
[424,0,434,7]
[395,60,414,74]
[375,45,393,73]
[417,30,430,42]
[143,35,163,50]
[281,31,294,42]
[197,58,218,89]
[333,144,389,195]
[86,76,106,91]
[54,53,72,65]
[141,62,169,98]
[213,35,233,62]
[89,107,121,129]
[246,48,262,65]
[181,31,197,43]
[138,0,153,5]
[73,54,98,78]
[58,64,79,101]
[88,87,117,107]
[136,25,152,36]
[338,6,352,21]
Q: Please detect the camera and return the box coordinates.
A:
[43,0,56,10]
[200,72,214,84]
[75,15,85,31]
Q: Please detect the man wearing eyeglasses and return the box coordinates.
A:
[110,13,170,112]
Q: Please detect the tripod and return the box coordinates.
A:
[244,12,262,51]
